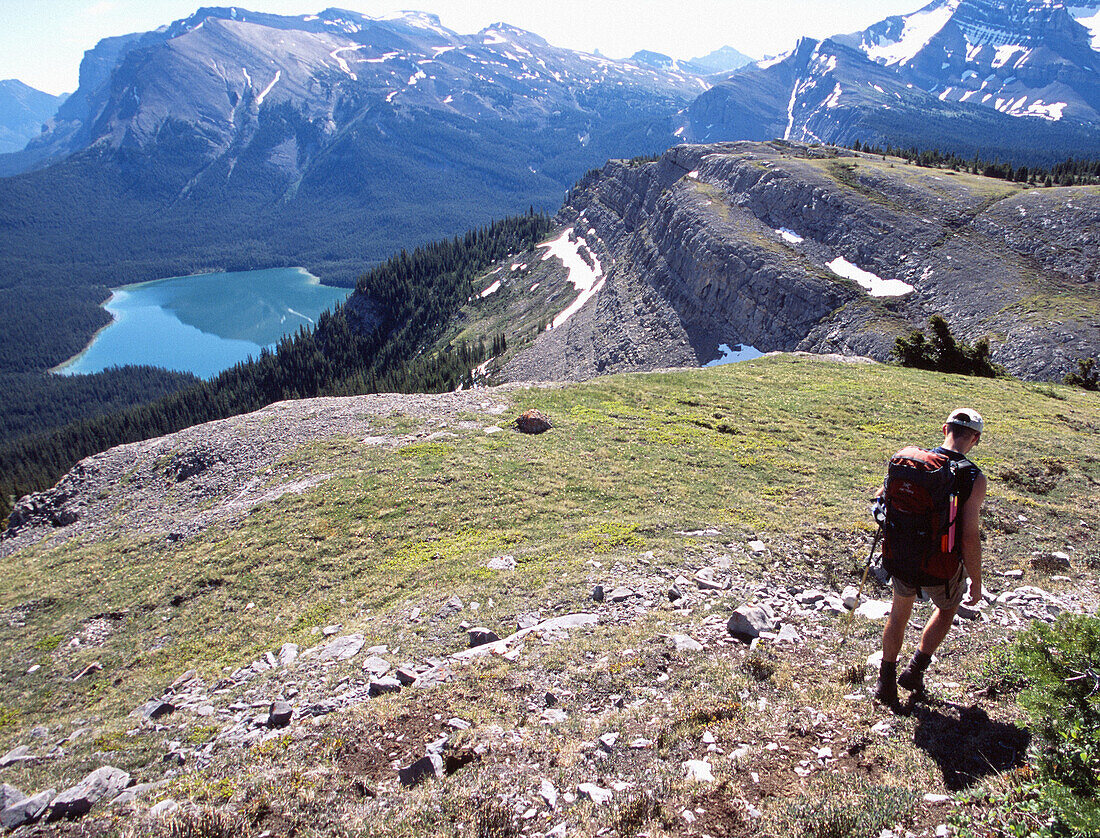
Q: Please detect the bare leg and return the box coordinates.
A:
[882,594,916,662]
[918,606,959,656]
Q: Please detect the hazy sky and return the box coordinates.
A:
[1,0,920,95]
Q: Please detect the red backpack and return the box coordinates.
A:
[881,447,964,585]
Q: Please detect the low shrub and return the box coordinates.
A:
[765,774,917,838]
[892,315,1005,378]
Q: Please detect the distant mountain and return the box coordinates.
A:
[680,0,1100,163]
[630,45,754,76]
[0,7,706,376]
[687,45,756,75]
[0,80,66,155]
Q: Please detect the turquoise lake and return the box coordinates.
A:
[55,267,351,379]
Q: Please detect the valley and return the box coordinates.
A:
[0,1,1099,834]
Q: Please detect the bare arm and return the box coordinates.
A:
[961,472,987,606]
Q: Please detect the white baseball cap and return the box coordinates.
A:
[946,408,983,433]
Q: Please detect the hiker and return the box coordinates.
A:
[873,409,987,706]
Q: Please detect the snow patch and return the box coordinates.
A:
[480,280,501,298]
[824,83,843,109]
[685,170,700,179]
[705,344,764,368]
[865,0,959,66]
[1024,100,1067,120]
[330,46,363,80]
[776,228,804,244]
[255,70,280,106]
[539,228,605,330]
[757,50,790,70]
[364,51,402,64]
[1071,6,1100,50]
[828,257,914,297]
[992,44,1026,69]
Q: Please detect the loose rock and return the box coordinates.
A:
[1,789,54,830]
[49,766,130,820]
[727,605,776,641]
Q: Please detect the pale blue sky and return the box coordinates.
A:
[1,0,919,95]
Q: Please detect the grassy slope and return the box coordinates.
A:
[0,356,1098,836]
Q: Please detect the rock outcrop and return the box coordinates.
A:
[502,142,1099,382]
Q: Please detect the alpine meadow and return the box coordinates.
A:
[0,2,1098,837]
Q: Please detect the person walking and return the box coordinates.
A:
[874,409,987,707]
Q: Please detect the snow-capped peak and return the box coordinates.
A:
[864,0,961,66]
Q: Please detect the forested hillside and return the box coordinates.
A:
[0,211,551,523]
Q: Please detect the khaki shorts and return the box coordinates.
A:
[893,563,966,611]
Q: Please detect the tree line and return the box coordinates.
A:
[849,140,1100,187]
[0,210,552,524]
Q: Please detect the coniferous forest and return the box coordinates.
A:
[0,210,552,523]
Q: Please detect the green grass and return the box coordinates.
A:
[0,356,1098,833]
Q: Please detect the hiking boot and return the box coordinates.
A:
[873,674,898,706]
[873,660,898,706]
[898,651,932,693]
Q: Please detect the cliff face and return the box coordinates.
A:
[502,142,1100,382]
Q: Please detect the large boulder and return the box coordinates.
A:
[727,604,776,641]
[515,409,553,434]
[49,766,130,820]
[1,789,53,830]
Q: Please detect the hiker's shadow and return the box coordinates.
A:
[909,699,1030,790]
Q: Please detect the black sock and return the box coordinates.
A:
[909,651,932,672]
[879,660,897,680]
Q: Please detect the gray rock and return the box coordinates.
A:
[368,677,403,697]
[0,746,32,767]
[49,766,130,820]
[398,753,444,787]
[320,634,365,661]
[577,783,613,805]
[394,667,418,686]
[133,700,175,721]
[1,789,54,830]
[147,799,180,818]
[267,701,293,728]
[776,624,801,644]
[362,655,391,677]
[487,555,516,571]
[540,778,558,808]
[278,643,299,666]
[608,587,636,603]
[0,785,26,812]
[591,585,605,603]
[598,732,619,752]
[668,584,684,602]
[727,605,776,640]
[468,627,501,648]
[670,634,704,652]
[108,782,164,807]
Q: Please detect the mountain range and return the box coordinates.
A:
[683,0,1100,161]
[0,7,708,379]
[0,80,66,155]
[0,0,1099,455]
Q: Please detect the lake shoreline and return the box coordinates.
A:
[53,267,350,379]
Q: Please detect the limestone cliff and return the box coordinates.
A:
[499,142,1099,382]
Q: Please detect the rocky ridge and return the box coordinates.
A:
[1,368,1097,836]
[497,142,1099,383]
